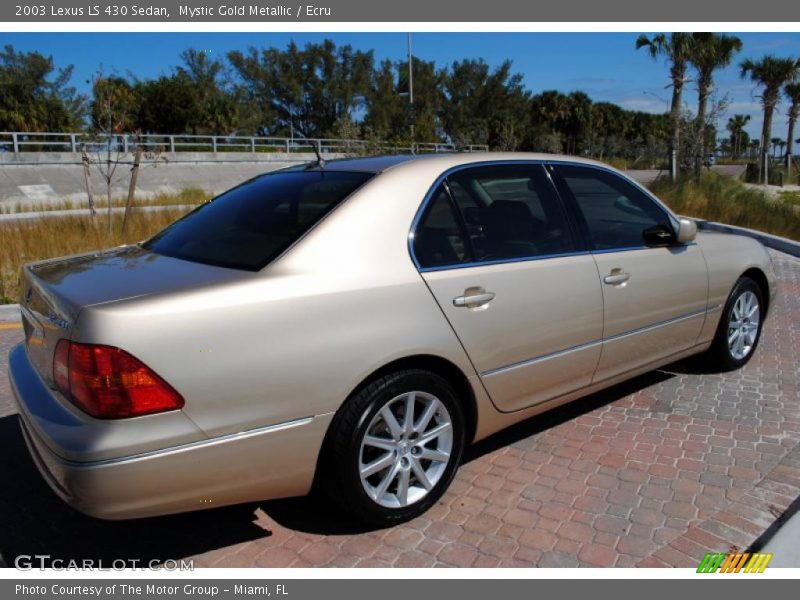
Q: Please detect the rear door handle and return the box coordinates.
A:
[603,270,630,285]
[453,287,496,308]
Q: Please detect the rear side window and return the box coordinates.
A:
[414,185,470,268]
[556,165,671,251]
[144,170,372,270]
[447,164,575,261]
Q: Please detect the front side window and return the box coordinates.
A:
[446,164,575,261]
[144,170,372,270]
[556,165,672,251]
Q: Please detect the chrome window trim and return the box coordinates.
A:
[408,159,684,273]
[550,160,681,235]
[417,247,653,274]
[480,307,709,379]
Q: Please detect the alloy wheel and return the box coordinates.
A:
[728,290,760,360]
[358,391,453,508]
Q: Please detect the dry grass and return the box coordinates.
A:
[0,206,192,303]
[649,172,800,242]
[778,191,800,207]
[3,175,799,304]
[0,188,210,214]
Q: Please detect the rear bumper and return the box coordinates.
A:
[9,343,332,520]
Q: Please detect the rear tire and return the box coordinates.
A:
[706,276,764,371]
[323,369,465,527]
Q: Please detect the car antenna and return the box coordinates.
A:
[307,140,326,170]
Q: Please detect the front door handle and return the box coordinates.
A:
[453,287,496,308]
[603,269,631,286]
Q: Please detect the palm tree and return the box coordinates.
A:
[536,90,570,135]
[689,33,742,175]
[636,33,695,178]
[785,82,800,174]
[740,56,800,183]
[749,139,760,160]
[565,91,592,155]
[727,114,751,159]
[770,137,783,158]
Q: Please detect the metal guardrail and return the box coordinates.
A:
[0,132,488,155]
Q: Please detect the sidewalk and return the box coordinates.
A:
[0,304,19,324]
[762,509,800,567]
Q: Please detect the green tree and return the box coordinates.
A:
[770,137,784,158]
[784,82,800,169]
[228,40,374,139]
[726,114,751,159]
[133,72,195,133]
[90,75,136,133]
[362,59,406,142]
[586,101,626,159]
[440,59,529,149]
[689,33,742,174]
[177,49,240,134]
[636,33,695,177]
[0,44,86,131]
[740,55,800,183]
[397,58,445,143]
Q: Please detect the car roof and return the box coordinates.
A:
[290,152,615,175]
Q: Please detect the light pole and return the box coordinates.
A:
[408,32,415,148]
[643,91,675,179]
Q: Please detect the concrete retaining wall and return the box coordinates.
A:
[2,154,738,208]
[0,152,342,206]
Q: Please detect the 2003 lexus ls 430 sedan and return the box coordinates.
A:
[9,153,776,525]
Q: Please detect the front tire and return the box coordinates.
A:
[324,370,465,527]
[707,276,764,371]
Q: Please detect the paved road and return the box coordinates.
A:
[625,165,748,185]
[0,250,798,568]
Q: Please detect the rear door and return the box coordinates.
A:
[414,163,604,412]
[551,164,708,383]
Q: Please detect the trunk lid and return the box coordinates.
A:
[20,245,247,385]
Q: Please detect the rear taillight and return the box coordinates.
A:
[53,340,184,419]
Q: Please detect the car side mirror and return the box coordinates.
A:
[676,218,697,244]
[642,224,677,247]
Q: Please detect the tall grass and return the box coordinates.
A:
[649,172,800,241]
[778,191,800,207]
[0,187,210,214]
[0,207,192,303]
[2,176,798,304]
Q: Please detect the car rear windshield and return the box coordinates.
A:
[143,170,373,270]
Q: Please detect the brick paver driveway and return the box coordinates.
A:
[0,251,798,569]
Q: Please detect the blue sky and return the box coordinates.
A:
[7,32,800,139]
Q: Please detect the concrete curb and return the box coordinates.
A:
[695,220,800,258]
[0,304,20,323]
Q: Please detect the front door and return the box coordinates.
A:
[552,164,709,383]
[413,163,604,412]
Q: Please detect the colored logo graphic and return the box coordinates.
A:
[697,552,772,573]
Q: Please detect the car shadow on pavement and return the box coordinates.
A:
[658,355,728,376]
[0,369,675,563]
[463,370,673,463]
[260,369,675,536]
[0,415,270,568]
